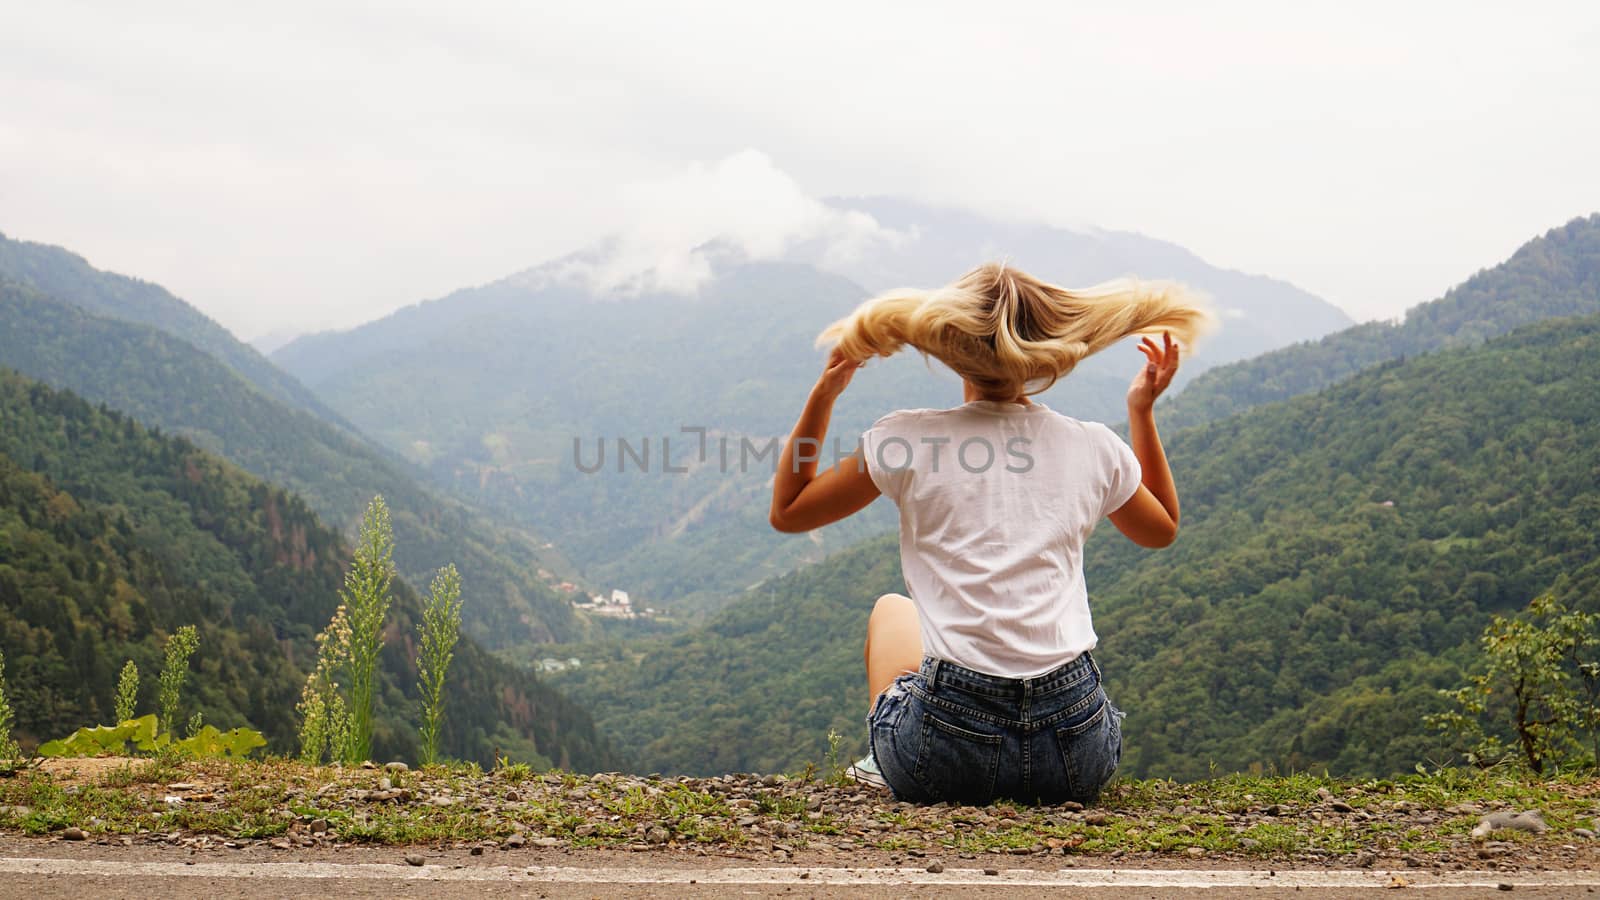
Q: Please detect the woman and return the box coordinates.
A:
[768,262,1211,805]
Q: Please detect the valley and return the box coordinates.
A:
[3,208,1596,782]
[269,199,1354,628]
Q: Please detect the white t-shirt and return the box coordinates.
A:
[860,400,1142,678]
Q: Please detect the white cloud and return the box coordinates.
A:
[542,150,913,296]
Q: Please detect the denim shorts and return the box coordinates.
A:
[867,653,1124,806]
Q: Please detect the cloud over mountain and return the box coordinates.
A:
[533,150,913,295]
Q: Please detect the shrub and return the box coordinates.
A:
[1429,594,1600,773]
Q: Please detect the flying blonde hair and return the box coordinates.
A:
[818,262,1216,398]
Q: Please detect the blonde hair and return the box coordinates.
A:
[818,262,1216,398]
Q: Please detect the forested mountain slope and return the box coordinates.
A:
[0,278,582,649]
[0,231,347,431]
[1162,213,1600,430]
[281,262,931,617]
[0,369,614,769]
[551,314,1600,778]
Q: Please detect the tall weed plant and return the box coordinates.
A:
[417,564,463,766]
[342,496,395,763]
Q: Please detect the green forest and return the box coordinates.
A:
[0,268,583,653]
[0,368,614,770]
[1161,214,1600,431]
[0,231,344,429]
[551,312,1600,779]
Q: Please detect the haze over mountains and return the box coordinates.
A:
[272,198,1353,620]
[0,235,350,432]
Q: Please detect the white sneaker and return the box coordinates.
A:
[847,753,889,789]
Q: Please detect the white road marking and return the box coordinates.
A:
[0,857,1596,889]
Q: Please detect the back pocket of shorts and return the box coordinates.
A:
[1054,694,1121,803]
[912,713,1002,804]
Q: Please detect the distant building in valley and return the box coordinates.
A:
[571,587,652,619]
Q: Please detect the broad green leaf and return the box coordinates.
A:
[36,715,155,757]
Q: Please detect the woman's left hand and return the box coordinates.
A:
[815,347,863,400]
[1127,332,1180,412]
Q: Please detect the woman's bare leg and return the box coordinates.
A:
[865,593,923,711]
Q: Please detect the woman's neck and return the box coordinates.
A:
[963,382,1032,405]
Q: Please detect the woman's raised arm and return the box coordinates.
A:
[1109,334,1181,548]
[769,349,881,533]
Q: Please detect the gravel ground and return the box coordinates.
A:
[5,760,1599,875]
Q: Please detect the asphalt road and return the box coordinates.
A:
[3,851,1598,899]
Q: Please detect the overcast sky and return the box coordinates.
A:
[3,1,1598,339]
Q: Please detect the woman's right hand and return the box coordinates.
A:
[815,347,863,401]
[1126,332,1180,413]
